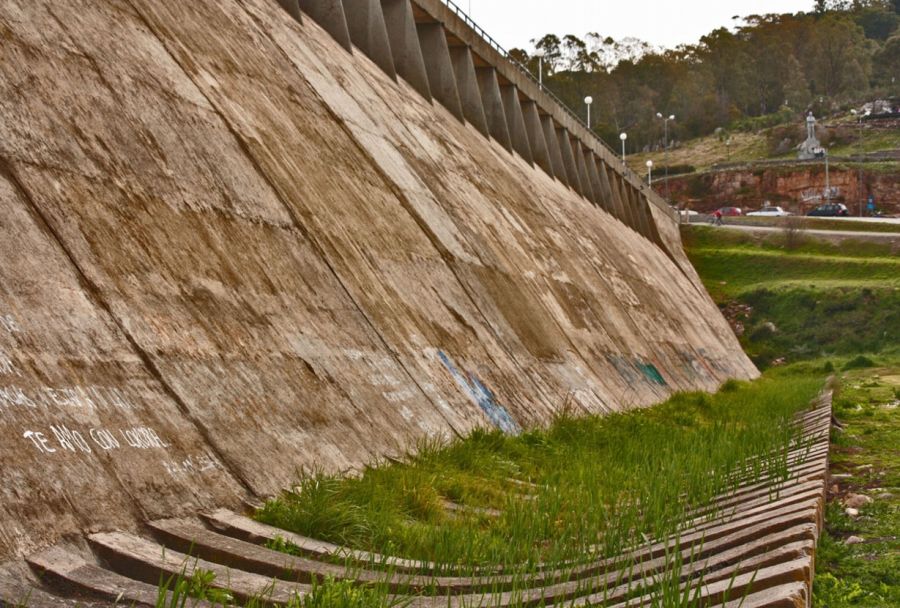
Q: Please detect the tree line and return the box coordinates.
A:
[508,0,899,153]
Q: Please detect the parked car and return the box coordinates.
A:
[807,203,850,217]
[746,206,791,217]
[714,206,743,217]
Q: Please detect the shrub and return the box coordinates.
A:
[843,355,877,370]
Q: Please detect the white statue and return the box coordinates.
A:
[799,112,822,160]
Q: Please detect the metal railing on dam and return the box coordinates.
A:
[438,0,634,175]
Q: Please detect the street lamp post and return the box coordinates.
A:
[656,113,675,202]
[584,96,593,129]
[824,146,830,204]
[850,109,870,216]
[535,48,545,90]
[646,160,653,185]
[619,132,627,165]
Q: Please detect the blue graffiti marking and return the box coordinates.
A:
[438,351,521,435]
[636,362,667,386]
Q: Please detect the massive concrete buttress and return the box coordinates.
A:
[522,101,553,177]
[574,142,596,203]
[298,0,352,50]
[557,127,584,195]
[416,22,464,121]
[476,66,513,151]
[500,85,534,164]
[278,0,303,21]
[448,45,490,136]
[0,0,756,564]
[542,114,569,186]
[381,0,432,99]
[343,0,397,79]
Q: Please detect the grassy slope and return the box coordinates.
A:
[628,116,900,174]
[683,227,899,608]
[160,226,897,607]
[815,365,900,608]
[257,376,822,574]
[683,227,900,367]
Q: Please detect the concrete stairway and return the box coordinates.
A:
[9,394,831,608]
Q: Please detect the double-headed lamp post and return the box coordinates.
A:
[535,48,545,90]
[619,132,627,165]
[584,96,593,129]
[656,113,675,201]
[646,160,653,185]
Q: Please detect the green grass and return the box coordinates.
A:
[683,227,900,368]
[628,111,900,174]
[828,128,900,157]
[155,562,404,608]
[813,363,900,608]
[257,373,823,577]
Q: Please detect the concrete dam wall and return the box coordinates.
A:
[0,0,756,561]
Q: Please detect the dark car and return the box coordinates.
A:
[807,203,849,217]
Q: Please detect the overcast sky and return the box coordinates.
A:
[462,1,816,50]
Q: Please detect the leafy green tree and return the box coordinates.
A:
[808,15,872,96]
[853,6,900,39]
[873,33,900,87]
[783,55,812,108]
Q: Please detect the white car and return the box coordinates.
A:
[746,206,791,217]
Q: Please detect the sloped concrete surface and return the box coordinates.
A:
[0,0,755,563]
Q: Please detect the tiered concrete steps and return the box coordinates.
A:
[6,393,832,608]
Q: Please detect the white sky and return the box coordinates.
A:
[462,1,816,50]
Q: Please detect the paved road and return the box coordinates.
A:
[713,223,900,242]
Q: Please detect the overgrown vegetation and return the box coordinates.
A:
[258,374,822,576]
[814,363,900,607]
[683,226,900,368]
[682,225,898,606]
[156,564,403,608]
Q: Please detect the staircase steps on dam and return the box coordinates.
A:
[10,397,831,607]
[26,546,217,608]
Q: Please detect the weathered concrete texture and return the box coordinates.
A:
[0,0,755,561]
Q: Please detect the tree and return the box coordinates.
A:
[873,33,900,87]
[854,7,900,39]
[783,55,812,108]
[808,15,872,96]
[532,34,563,73]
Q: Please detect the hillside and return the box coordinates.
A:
[629,107,900,215]
[683,227,900,367]
[629,110,900,173]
